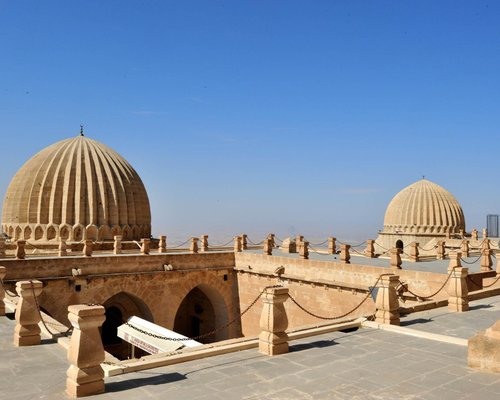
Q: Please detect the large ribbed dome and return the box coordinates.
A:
[2,135,151,242]
[383,179,465,235]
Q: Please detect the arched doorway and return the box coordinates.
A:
[396,240,404,250]
[101,292,153,359]
[173,285,228,343]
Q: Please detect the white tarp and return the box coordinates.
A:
[117,316,202,355]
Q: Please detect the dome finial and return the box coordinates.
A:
[422,175,426,180]
[80,124,84,136]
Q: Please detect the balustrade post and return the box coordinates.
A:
[268,233,275,248]
[340,244,351,263]
[83,240,93,257]
[113,235,122,255]
[375,274,400,325]
[328,237,337,254]
[0,266,6,316]
[480,249,493,272]
[299,241,309,260]
[14,280,43,346]
[158,235,167,253]
[364,240,375,258]
[436,241,446,260]
[461,240,469,258]
[409,242,419,262]
[16,240,26,260]
[468,320,500,373]
[263,238,273,255]
[59,238,67,257]
[241,234,248,250]
[390,248,402,270]
[258,286,289,356]
[190,237,199,254]
[482,228,488,239]
[0,237,5,257]
[234,236,242,252]
[200,235,209,252]
[281,238,296,253]
[448,267,469,312]
[141,238,150,255]
[66,305,106,397]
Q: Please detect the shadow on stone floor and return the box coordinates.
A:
[400,318,433,327]
[469,303,493,311]
[106,372,186,392]
[289,339,337,353]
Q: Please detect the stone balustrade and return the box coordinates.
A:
[480,249,493,272]
[14,280,43,346]
[390,248,402,270]
[0,237,5,257]
[461,240,469,258]
[448,266,468,312]
[234,236,242,253]
[141,238,150,255]
[468,320,500,373]
[299,241,309,260]
[340,244,351,264]
[436,241,445,260]
[241,234,248,250]
[158,235,167,253]
[16,240,26,260]
[190,237,199,254]
[83,240,93,257]
[409,242,419,262]
[328,237,337,255]
[200,235,209,252]
[59,239,67,257]
[258,286,289,356]
[113,235,122,255]
[364,240,375,258]
[375,274,400,325]
[263,239,273,255]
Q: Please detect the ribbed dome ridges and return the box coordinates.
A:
[383,179,465,235]
[2,135,151,241]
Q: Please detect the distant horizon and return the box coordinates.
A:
[1,1,499,239]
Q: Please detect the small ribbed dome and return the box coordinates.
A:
[383,179,465,235]
[2,135,151,242]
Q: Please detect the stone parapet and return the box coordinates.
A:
[258,286,289,356]
[375,274,400,325]
[14,280,43,346]
[448,267,468,312]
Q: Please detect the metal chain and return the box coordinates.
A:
[0,277,19,298]
[169,239,192,249]
[482,274,500,288]
[247,237,264,246]
[287,274,391,321]
[398,267,456,300]
[209,238,235,247]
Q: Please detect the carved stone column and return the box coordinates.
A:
[83,240,93,257]
[241,234,248,250]
[448,251,462,272]
[59,239,67,257]
[390,248,402,270]
[340,244,351,263]
[16,240,26,260]
[375,274,400,325]
[461,240,469,258]
[480,249,493,272]
[190,237,199,254]
[436,241,446,260]
[482,239,491,250]
[482,228,488,239]
[468,320,500,373]
[328,237,337,254]
[263,239,273,255]
[14,280,43,346]
[409,242,419,262]
[299,241,309,260]
[0,237,5,257]
[448,267,469,312]
[496,250,500,275]
[113,235,122,255]
[295,235,304,251]
[200,235,208,252]
[364,240,375,258]
[234,236,242,252]
[141,238,150,255]
[258,286,289,356]
[158,235,167,253]
[268,233,275,248]
[0,266,6,316]
[66,304,106,397]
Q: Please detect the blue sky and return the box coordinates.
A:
[0,1,499,242]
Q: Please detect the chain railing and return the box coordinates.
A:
[397,267,456,300]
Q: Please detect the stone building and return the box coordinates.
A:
[375,179,466,254]
[1,133,151,242]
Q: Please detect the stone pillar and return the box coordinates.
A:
[328,237,337,254]
[409,242,419,262]
[364,240,375,258]
[436,241,446,260]
[59,238,67,257]
[497,250,500,275]
[141,238,150,255]
[482,228,488,239]
[190,237,199,254]
[0,266,6,316]
[448,251,462,272]
[113,235,122,255]
[241,234,248,250]
[468,320,500,373]
[234,236,242,252]
[472,229,478,241]
[459,229,465,238]
[258,286,289,356]
[375,274,400,325]
[390,248,402,270]
[268,233,275,248]
[0,237,5,257]
[340,244,351,263]
[299,241,309,260]
[461,240,470,258]
[66,304,106,397]
[158,235,167,253]
[14,280,43,346]
[83,240,93,257]
[480,249,493,272]
[448,267,469,312]
[295,235,304,250]
[481,239,491,251]
[263,238,273,255]
[16,240,26,260]
[281,238,296,253]
[200,235,209,252]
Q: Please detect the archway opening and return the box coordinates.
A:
[101,306,123,346]
[396,240,404,250]
[174,287,220,344]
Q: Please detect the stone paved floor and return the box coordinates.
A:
[2,297,500,400]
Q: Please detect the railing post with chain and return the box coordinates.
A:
[141,238,150,255]
[461,240,469,258]
[83,240,93,257]
[340,244,351,263]
[364,240,375,258]
[16,240,26,260]
[472,229,478,241]
[59,238,67,257]
[296,235,304,252]
[241,234,248,250]
[113,235,122,255]
[299,241,309,260]
[482,239,490,250]
[281,237,296,253]
[0,237,5,257]
[436,240,446,260]
[14,280,43,346]
[0,266,6,316]
[480,249,493,272]
[468,319,500,373]
[200,234,209,252]
[496,250,500,275]
[375,274,400,325]
[390,248,402,270]
[328,237,337,255]
[409,242,419,262]
[263,238,273,255]
[66,304,106,397]
[190,237,199,254]
[158,235,167,253]
[448,266,469,312]
[268,233,276,248]
[234,236,242,253]
[482,228,488,239]
[258,286,289,356]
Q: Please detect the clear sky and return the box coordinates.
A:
[0,1,499,242]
